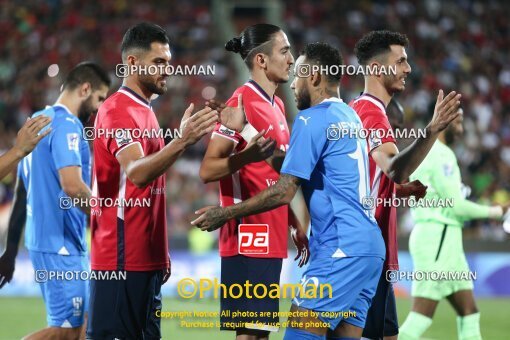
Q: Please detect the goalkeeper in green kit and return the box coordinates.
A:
[399,108,509,340]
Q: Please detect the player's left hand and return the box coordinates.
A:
[206,94,247,132]
[290,226,309,267]
[162,259,171,284]
[14,115,52,156]
[396,180,427,199]
[191,206,228,232]
[0,250,16,288]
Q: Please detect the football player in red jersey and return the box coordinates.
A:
[87,22,218,339]
[350,30,461,340]
[199,24,309,340]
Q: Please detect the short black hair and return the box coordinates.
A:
[354,30,409,65]
[121,22,170,59]
[225,24,282,69]
[301,42,343,83]
[62,62,111,91]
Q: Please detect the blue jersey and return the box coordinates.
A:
[281,98,385,259]
[18,104,90,255]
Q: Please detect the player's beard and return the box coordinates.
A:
[140,75,167,96]
[383,74,405,95]
[295,86,311,110]
[77,96,95,124]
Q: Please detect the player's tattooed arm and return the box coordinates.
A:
[192,174,301,232]
[265,148,286,173]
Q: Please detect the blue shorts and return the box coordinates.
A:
[29,251,89,328]
[294,246,383,330]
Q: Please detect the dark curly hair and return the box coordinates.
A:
[354,30,409,65]
[301,42,344,83]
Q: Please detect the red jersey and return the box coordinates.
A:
[212,80,290,258]
[349,93,398,271]
[91,86,169,271]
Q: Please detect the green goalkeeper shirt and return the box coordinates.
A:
[409,140,490,227]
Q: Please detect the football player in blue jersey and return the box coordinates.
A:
[0,62,110,340]
[193,43,386,340]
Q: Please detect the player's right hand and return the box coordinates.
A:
[291,226,310,267]
[396,180,428,199]
[0,250,16,288]
[14,115,52,157]
[427,90,462,134]
[207,94,247,132]
[179,104,219,146]
[242,129,276,163]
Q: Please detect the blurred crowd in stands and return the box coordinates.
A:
[284,0,510,240]
[0,0,508,250]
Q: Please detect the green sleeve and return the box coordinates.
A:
[431,156,491,221]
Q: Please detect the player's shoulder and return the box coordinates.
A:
[349,95,386,116]
[96,91,135,124]
[434,140,456,159]
[229,82,274,106]
[227,84,253,103]
[295,104,328,128]
[350,100,390,129]
[51,105,82,130]
[312,99,356,122]
[99,91,128,113]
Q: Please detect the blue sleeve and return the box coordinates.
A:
[281,109,328,180]
[50,119,82,170]
[16,161,22,180]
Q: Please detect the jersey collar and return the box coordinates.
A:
[355,92,387,113]
[118,86,151,109]
[320,97,343,104]
[53,103,73,115]
[246,79,275,106]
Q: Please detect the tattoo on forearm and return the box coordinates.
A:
[227,174,300,219]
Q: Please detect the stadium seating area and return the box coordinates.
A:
[0,0,508,248]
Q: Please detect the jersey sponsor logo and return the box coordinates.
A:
[67,133,80,151]
[443,163,453,177]
[238,224,269,254]
[218,125,236,137]
[265,178,277,187]
[299,116,311,125]
[369,134,382,150]
[115,129,133,148]
[72,296,83,316]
